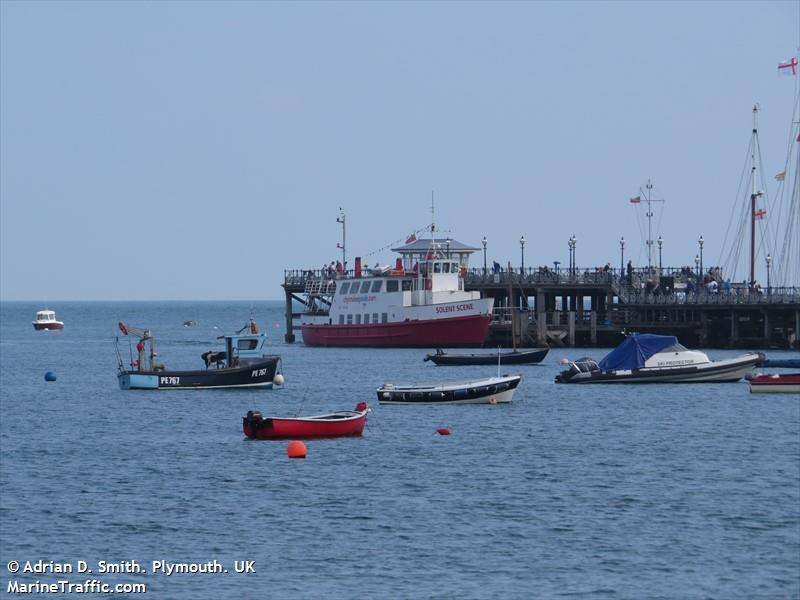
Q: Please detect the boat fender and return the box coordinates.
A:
[118,321,129,335]
[355,402,368,412]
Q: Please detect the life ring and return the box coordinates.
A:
[425,279,432,290]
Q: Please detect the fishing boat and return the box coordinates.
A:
[555,333,763,384]
[299,214,494,347]
[424,347,549,366]
[242,402,369,440]
[116,321,282,390]
[32,309,64,331]
[377,374,521,405]
[749,373,800,394]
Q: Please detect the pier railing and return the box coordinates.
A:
[285,269,800,307]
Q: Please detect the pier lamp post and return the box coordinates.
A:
[657,236,663,272]
[619,236,625,279]
[482,236,487,276]
[766,253,772,297]
[520,236,526,274]
[568,235,576,277]
[446,237,451,259]
[695,255,700,279]
[698,235,704,280]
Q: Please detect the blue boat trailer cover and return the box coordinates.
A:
[598,334,679,372]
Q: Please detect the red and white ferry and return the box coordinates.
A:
[300,237,494,347]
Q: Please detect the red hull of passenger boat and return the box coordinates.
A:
[301,313,491,348]
[243,404,368,440]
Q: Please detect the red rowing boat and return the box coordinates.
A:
[243,402,369,440]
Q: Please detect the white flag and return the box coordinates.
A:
[775,171,786,181]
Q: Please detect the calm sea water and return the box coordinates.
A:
[1,301,798,599]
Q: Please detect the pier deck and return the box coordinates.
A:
[282,268,800,349]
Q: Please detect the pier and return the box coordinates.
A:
[282,266,800,349]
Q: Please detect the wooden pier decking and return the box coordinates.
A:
[282,268,800,349]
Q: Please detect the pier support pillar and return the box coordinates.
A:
[699,312,708,347]
[763,310,770,346]
[590,311,597,346]
[730,310,739,348]
[568,311,576,347]
[284,291,296,343]
[795,310,800,349]
[537,290,546,345]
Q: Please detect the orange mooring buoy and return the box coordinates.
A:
[436,428,451,436]
[287,440,307,458]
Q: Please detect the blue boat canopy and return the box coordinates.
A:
[598,334,680,372]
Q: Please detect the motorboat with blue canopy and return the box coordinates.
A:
[555,333,763,384]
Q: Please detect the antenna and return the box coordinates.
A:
[336,207,346,272]
[430,191,436,234]
[637,179,664,274]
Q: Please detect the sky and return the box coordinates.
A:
[1,0,798,301]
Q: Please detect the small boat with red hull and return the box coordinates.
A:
[32,310,64,331]
[300,226,494,347]
[749,373,800,394]
[242,402,369,439]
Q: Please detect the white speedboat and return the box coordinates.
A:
[555,334,763,384]
[32,309,64,331]
[377,374,521,405]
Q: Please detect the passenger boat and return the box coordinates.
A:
[300,229,494,347]
[424,347,549,366]
[749,373,800,394]
[555,333,763,384]
[116,321,282,390]
[377,374,521,405]
[32,309,64,331]
[242,402,369,439]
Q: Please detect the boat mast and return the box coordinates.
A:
[336,207,346,272]
[750,104,761,286]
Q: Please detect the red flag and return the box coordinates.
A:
[405,233,417,244]
[778,57,798,77]
[629,196,641,204]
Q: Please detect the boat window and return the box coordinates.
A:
[372,313,378,323]
[382,313,388,323]
[662,342,688,353]
[386,280,399,292]
[356,314,362,324]
[371,280,382,293]
[238,339,259,350]
[360,281,371,293]
[443,262,450,273]
[364,314,370,324]
[433,262,442,273]
[339,315,345,324]
[338,282,350,294]
[401,279,412,291]
[347,314,353,324]
[452,262,459,273]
